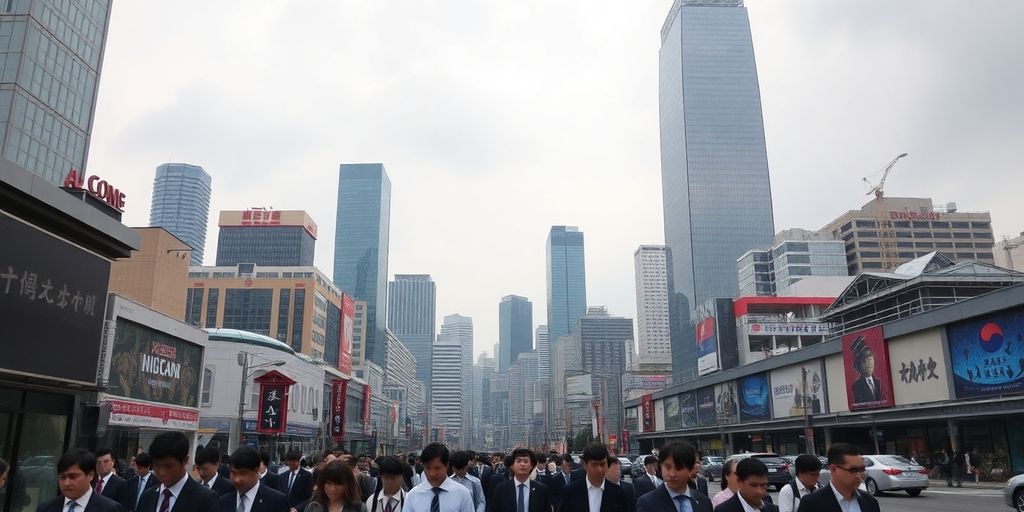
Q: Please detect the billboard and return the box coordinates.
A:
[739,372,771,422]
[664,394,681,430]
[770,361,825,419]
[695,314,719,375]
[947,307,1024,399]
[715,381,739,425]
[566,374,594,400]
[680,391,697,428]
[843,326,895,410]
[107,319,203,408]
[888,328,950,405]
[340,294,354,374]
[641,393,654,432]
[330,379,348,440]
[696,387,716,427]
[748,322,830,336]
[694,298,739,376]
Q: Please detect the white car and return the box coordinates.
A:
[862,455,929,496]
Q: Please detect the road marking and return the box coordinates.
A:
[915,489,1002,497]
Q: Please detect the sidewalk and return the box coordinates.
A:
[928,478,1006,490]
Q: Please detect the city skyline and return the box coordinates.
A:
[87,1,1024,358]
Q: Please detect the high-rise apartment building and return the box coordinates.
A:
[215,209,317,267]
[498,295,533,372]
[334,163,391,366]
[659,0,775,308]
[0,1,113,186]
[149,163,212,266]
[737,231,847,297]
[634,246,671,359]
[430,337,464,444]
[819,197,996,274]
[547,226,588,343]
[387,275,436,384]
[535,325,549,381]
[439,314,474,444]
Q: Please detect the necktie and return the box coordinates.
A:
[431,487,442,512]
[517,484,526,512]
[67,502,78,512]
[237,493,247,512]
[673,495,692,512]
[385,497,395,512]
[96,477,105,495]
[138,478,146,505]
[288,472,295,493]
[159,489,173,512]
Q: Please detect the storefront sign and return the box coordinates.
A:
[739,373,772,422]
[889,210,940,221]
[340,294,354,374]
[62,168,126,212]
[362,385,372,434]
[255,371,296,434]
[843,326,895,410]
[107,399,199,430]
[640,393,654,432]
[331,379,348,440]
[107,319,202,408]
[748,322,830,336]
[947,307,1024,398]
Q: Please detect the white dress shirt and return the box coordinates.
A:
[205,473,221,489]
[452,473,486,512]
[64,487,94,511]
[737,493,761,512]
[778,480,816,512]
[585,479,603,512]
[405,476,475,512]
[236,482,260,512]
[156,472,191,512]
[136,473,152,505]
[830,483,862,512]
[366,488,406,512]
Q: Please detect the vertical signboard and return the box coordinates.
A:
[695,311,719,376]
[696,387,716,427]
[694,298,737,376]
[739,373,772,422]
[330,379,348,440]
[362,384,372,434]
[664,394,681,430]
[340,294,354,374]
[680,391,697,428]
[641,393,654,432]
[843,326,895,410]
[947,308,1024,399]
[255,371,295,434]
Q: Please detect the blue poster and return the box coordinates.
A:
[947,307,1024,398]
[739,373,772,422]
[697,387,716,427]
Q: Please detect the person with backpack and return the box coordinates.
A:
[778,455,822,512]
[366,457,407,512]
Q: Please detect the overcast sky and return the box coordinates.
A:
[87,1,1024,360]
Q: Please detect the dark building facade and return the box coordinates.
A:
[499,295,533,372]
[387,274,436,383]
[215,210,317,267]
[547,226,588,344]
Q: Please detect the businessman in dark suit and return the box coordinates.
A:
[125,452,160,512]
[605,457,635,512]
[136,432,219,512]
[37,449,124,512]
[257,452,281,491]
[195,448,235,496]
[94,449,134,512]
[714,458,778,512]
[217,446,289,512]
[631,456,660,499]
[558,444,628,512]
[277,448,313,508]
[545,454,573,511]
[797,443,880,512]
[635,442,712,512]
[486,448,553,512]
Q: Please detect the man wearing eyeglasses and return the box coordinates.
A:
[796,443,879,512]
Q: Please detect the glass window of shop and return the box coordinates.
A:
[0,388,74,512]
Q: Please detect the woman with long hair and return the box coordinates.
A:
[305,460,368,512]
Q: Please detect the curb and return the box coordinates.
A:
[927,479,1006,490]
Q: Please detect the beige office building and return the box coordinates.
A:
[819,197,995,274]
[108,227,192,321]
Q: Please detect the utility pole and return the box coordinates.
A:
[802,367,816,455]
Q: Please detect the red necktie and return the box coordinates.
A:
[95,478,104,495]
[159,489,173,512]
[384,497,395,512]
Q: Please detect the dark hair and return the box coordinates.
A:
[149,432,189,463]
[314,461,361,505]
[135,452,153,468]
[657,442,696,470]
[721,459,738,490]
[195,447,221,466]
[511,448,535,465]
[57,449,96,476]
[420,443,450,467]
[606,456,620,467]
[286,449,303,462]
[503,454,514,469]
[230,446,261,471]
[581,444,609,462]
[95,448,115,462]
[451,451,471,470]
[795,454,822,475]
[827,443,861,466]
[643,455,657,466]
[735,458,769,480]
[259,451,271,467]
[560,454,573,465]
[377,456,404,476]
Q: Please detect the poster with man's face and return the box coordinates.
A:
[843,326,895,410]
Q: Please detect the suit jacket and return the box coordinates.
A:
[568,469,585,483]
[631,475,656,499]
[217,484,289,512]
[716,494,778,512]
[37,493,124,512]
[546,472,571,511]
[796,486,879,512]
[278,469,314,508]
[486,478,553,512]
[125,474,160,511]
[97,473,134,512]
[617,481,635,512]
[558,479,627,512]
[687,476,708,497]
[136,478,220,512]
[259,471,281,492]
[203,475,236,497]
[479,466,495,497]
[634,485,712,512]
[851,376,882,404]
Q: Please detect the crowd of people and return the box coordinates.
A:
[22,433,887,512]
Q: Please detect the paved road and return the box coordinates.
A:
[766,486,1007,512]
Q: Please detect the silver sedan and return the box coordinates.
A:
[862,454,929,496]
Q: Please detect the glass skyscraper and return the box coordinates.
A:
[498,295,533,372]
[659,0,775,380]
[387,274,436,384]
[334,163,391,366]
[0,1,112,186]
[546,226,587,344]
[149,163,212,266]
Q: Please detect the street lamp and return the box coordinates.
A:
[236,352,286,450]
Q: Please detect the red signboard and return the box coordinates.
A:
[362,384,372,434]
[641,393,654,432]
[621,430,630,453]
[330,379,348,441]
[254,371,296,434]
[696,316,715,344]
[842,326,895,411]
[62,168,126,212]
[340,294,354,374]
[107,399,199,430]
[241,209,282,225]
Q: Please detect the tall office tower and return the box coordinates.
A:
[430,337,464,444]
[477,354,496,449]
[440,314,474,444]
[659,0,775,382]
[334,163,391,366]
[535,325,550,382]
[634,246,672,359]
[498,295,533,372]
[215,209,317,266]
[0,1,113,186]
[387,274,437,384]
[575,306,634,438]
[149,163,212,265]
[546,226,588,344]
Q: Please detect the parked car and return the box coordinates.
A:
[862,455,928,496]
[1003,472,1024,511]
[727,453,791,491]
[700,456,724,481]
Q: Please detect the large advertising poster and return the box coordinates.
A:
[108,319,202,408]
[947,307,1024,398]
[330,379,348,440]
[695,309,719,376]
[641,393,654,432]
[715,381,739,425]
[843,326,895,410]
[739,373,772,422]
[680,391,697,428]
[696,387,716,427]
[770,361,825,419]
[340,294,354,374]
[664,394,681,430]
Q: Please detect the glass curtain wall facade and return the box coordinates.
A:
[498,295,533,372]
[387,275,436,384]
[216,226,315,267]
[149,163,212,266]
[333,163,391,366]
[546,226,588,344]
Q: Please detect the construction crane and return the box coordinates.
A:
[862,153,908,271]
[1002,235,1024,271]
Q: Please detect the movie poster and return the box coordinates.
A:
[680,391,697,428]
[697,387,717,427]
[947,307,1024,399]
[843,326,895,410]
[739,373,772,422]
[715,381,739,425]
